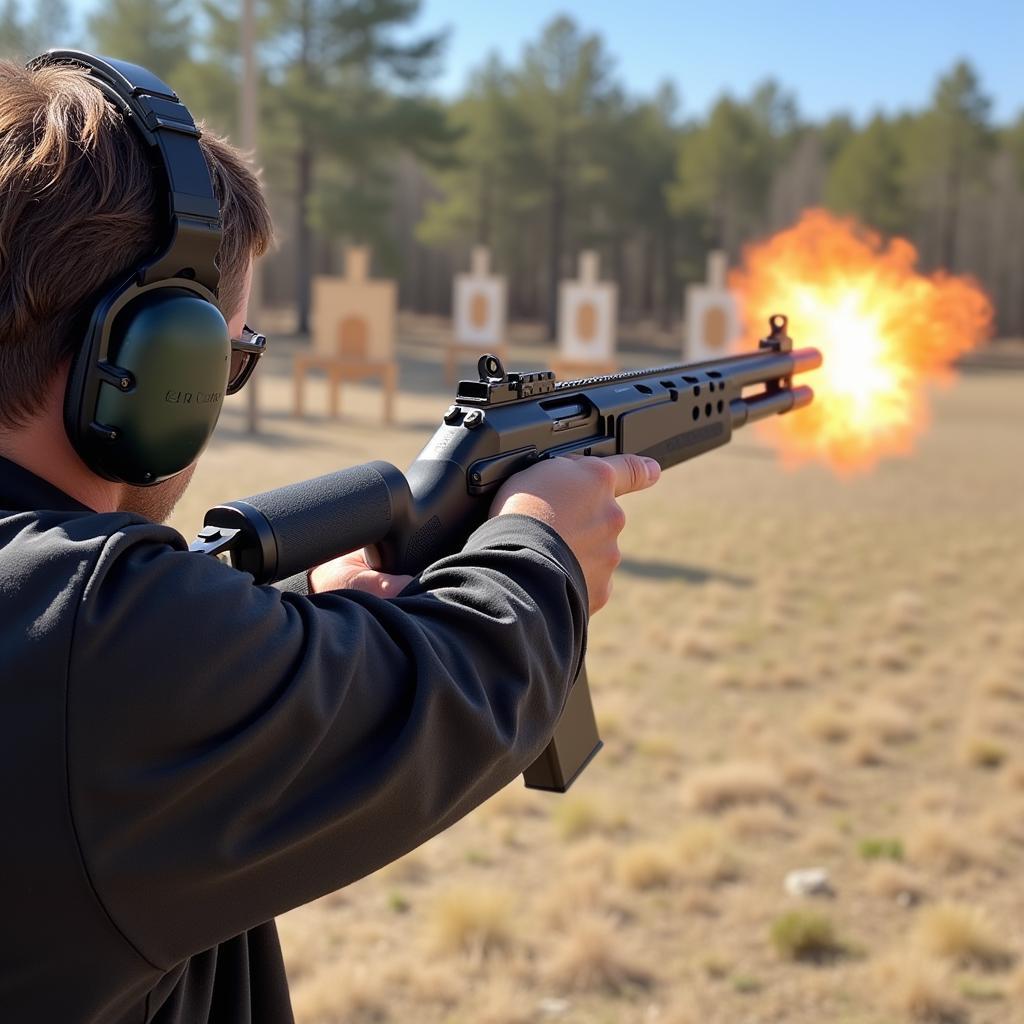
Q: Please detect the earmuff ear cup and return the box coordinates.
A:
[92,289,230,484]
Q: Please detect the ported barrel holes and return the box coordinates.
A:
[683,375,699,384]
[705,403,712,417]
[708,370,722,378]
[717,400,724,413]
[635,384,653,394]
[660,380,676,389]
[692,406,700,421]
[692,385,701,397]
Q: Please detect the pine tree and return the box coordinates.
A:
[906,61,993,269]
[417,55,523,252]
[0,0,26,58]
[825,115,908,236]
[88,0,193,82]
[509,17,617,338]
[0,0,75,63]
[260,0,451,332]
[668,91,775,255]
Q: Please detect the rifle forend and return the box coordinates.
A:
[191,315,822,791]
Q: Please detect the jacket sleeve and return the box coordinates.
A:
[67,513,588,970]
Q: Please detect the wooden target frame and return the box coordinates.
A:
[294,247,399,423]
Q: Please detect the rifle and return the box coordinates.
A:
[190,315,822,792]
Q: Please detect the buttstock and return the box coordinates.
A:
[198,461,410,584]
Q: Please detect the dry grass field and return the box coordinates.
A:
[170,325,1024,1024]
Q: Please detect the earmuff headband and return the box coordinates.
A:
[27,50,221,294]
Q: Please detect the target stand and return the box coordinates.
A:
[294,247,399,424]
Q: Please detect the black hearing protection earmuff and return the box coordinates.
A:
[26,49,230,486]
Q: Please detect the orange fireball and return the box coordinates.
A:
[730,210,994,472]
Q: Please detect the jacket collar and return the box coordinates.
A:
[0,455,93,514]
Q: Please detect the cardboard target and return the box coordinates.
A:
[312,247,396,361]
[453,247,507,349]
[558,251,618,362]
[685,250,741,362]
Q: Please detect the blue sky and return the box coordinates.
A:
[64,0,1022,123]
[420,0,1022,123]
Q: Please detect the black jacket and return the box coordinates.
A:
[0,456,588,1023]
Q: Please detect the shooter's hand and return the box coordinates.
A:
[309,550,414,598]
[489,454,661,615]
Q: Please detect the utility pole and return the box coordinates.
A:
[240,0,261,433]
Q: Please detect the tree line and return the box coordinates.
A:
[2,1,1022,338]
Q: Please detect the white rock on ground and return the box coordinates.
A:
[784,867,834,898]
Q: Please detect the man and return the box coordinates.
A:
[0,54,660,1023]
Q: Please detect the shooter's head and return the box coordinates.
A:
[0,56,273,519]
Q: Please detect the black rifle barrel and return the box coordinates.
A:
[192,343,823,586]
[731,384,815,427]
[551,346,820,393]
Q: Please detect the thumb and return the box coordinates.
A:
[604,454,662,497]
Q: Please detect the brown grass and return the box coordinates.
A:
[913,903,1016,969]
[846,733,888,766]
[473,980,539,1024]
[799,825,845,858]
[562,835,616,877]
[800,702,852,744]
[378,849,430,885]
[615,841,677,890]
[857,696,918,744]
[429,886,516,960]
[723,804,795,840]
[979,674,1024,702]
[681,761,791,814]
[290,963,392,1024]
[1009,963,1024,1000]
[479,782,544,820]
[545,915,654,994]
[875,953,968,1023]
[540,868,633,931]
[905,817,995,874]
[552,794,627,841]
[777,752,824,787]
[709,663,745,689]
[884,589,927,631]
[276,907,346,983]
[671,628,719,660]
[979,802,1024,846]
[1005,762,1024,791]
[959,733,1009,769]
[405,961,462,1008]
[674,821,742,884]
[770,910,844,963]
[866,861,927,905]
[869,641,913,672]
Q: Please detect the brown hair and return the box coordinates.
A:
[0,60,273,428]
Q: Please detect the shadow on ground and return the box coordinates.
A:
[618,556,752,587]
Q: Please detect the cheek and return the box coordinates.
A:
[120,464,196,523]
